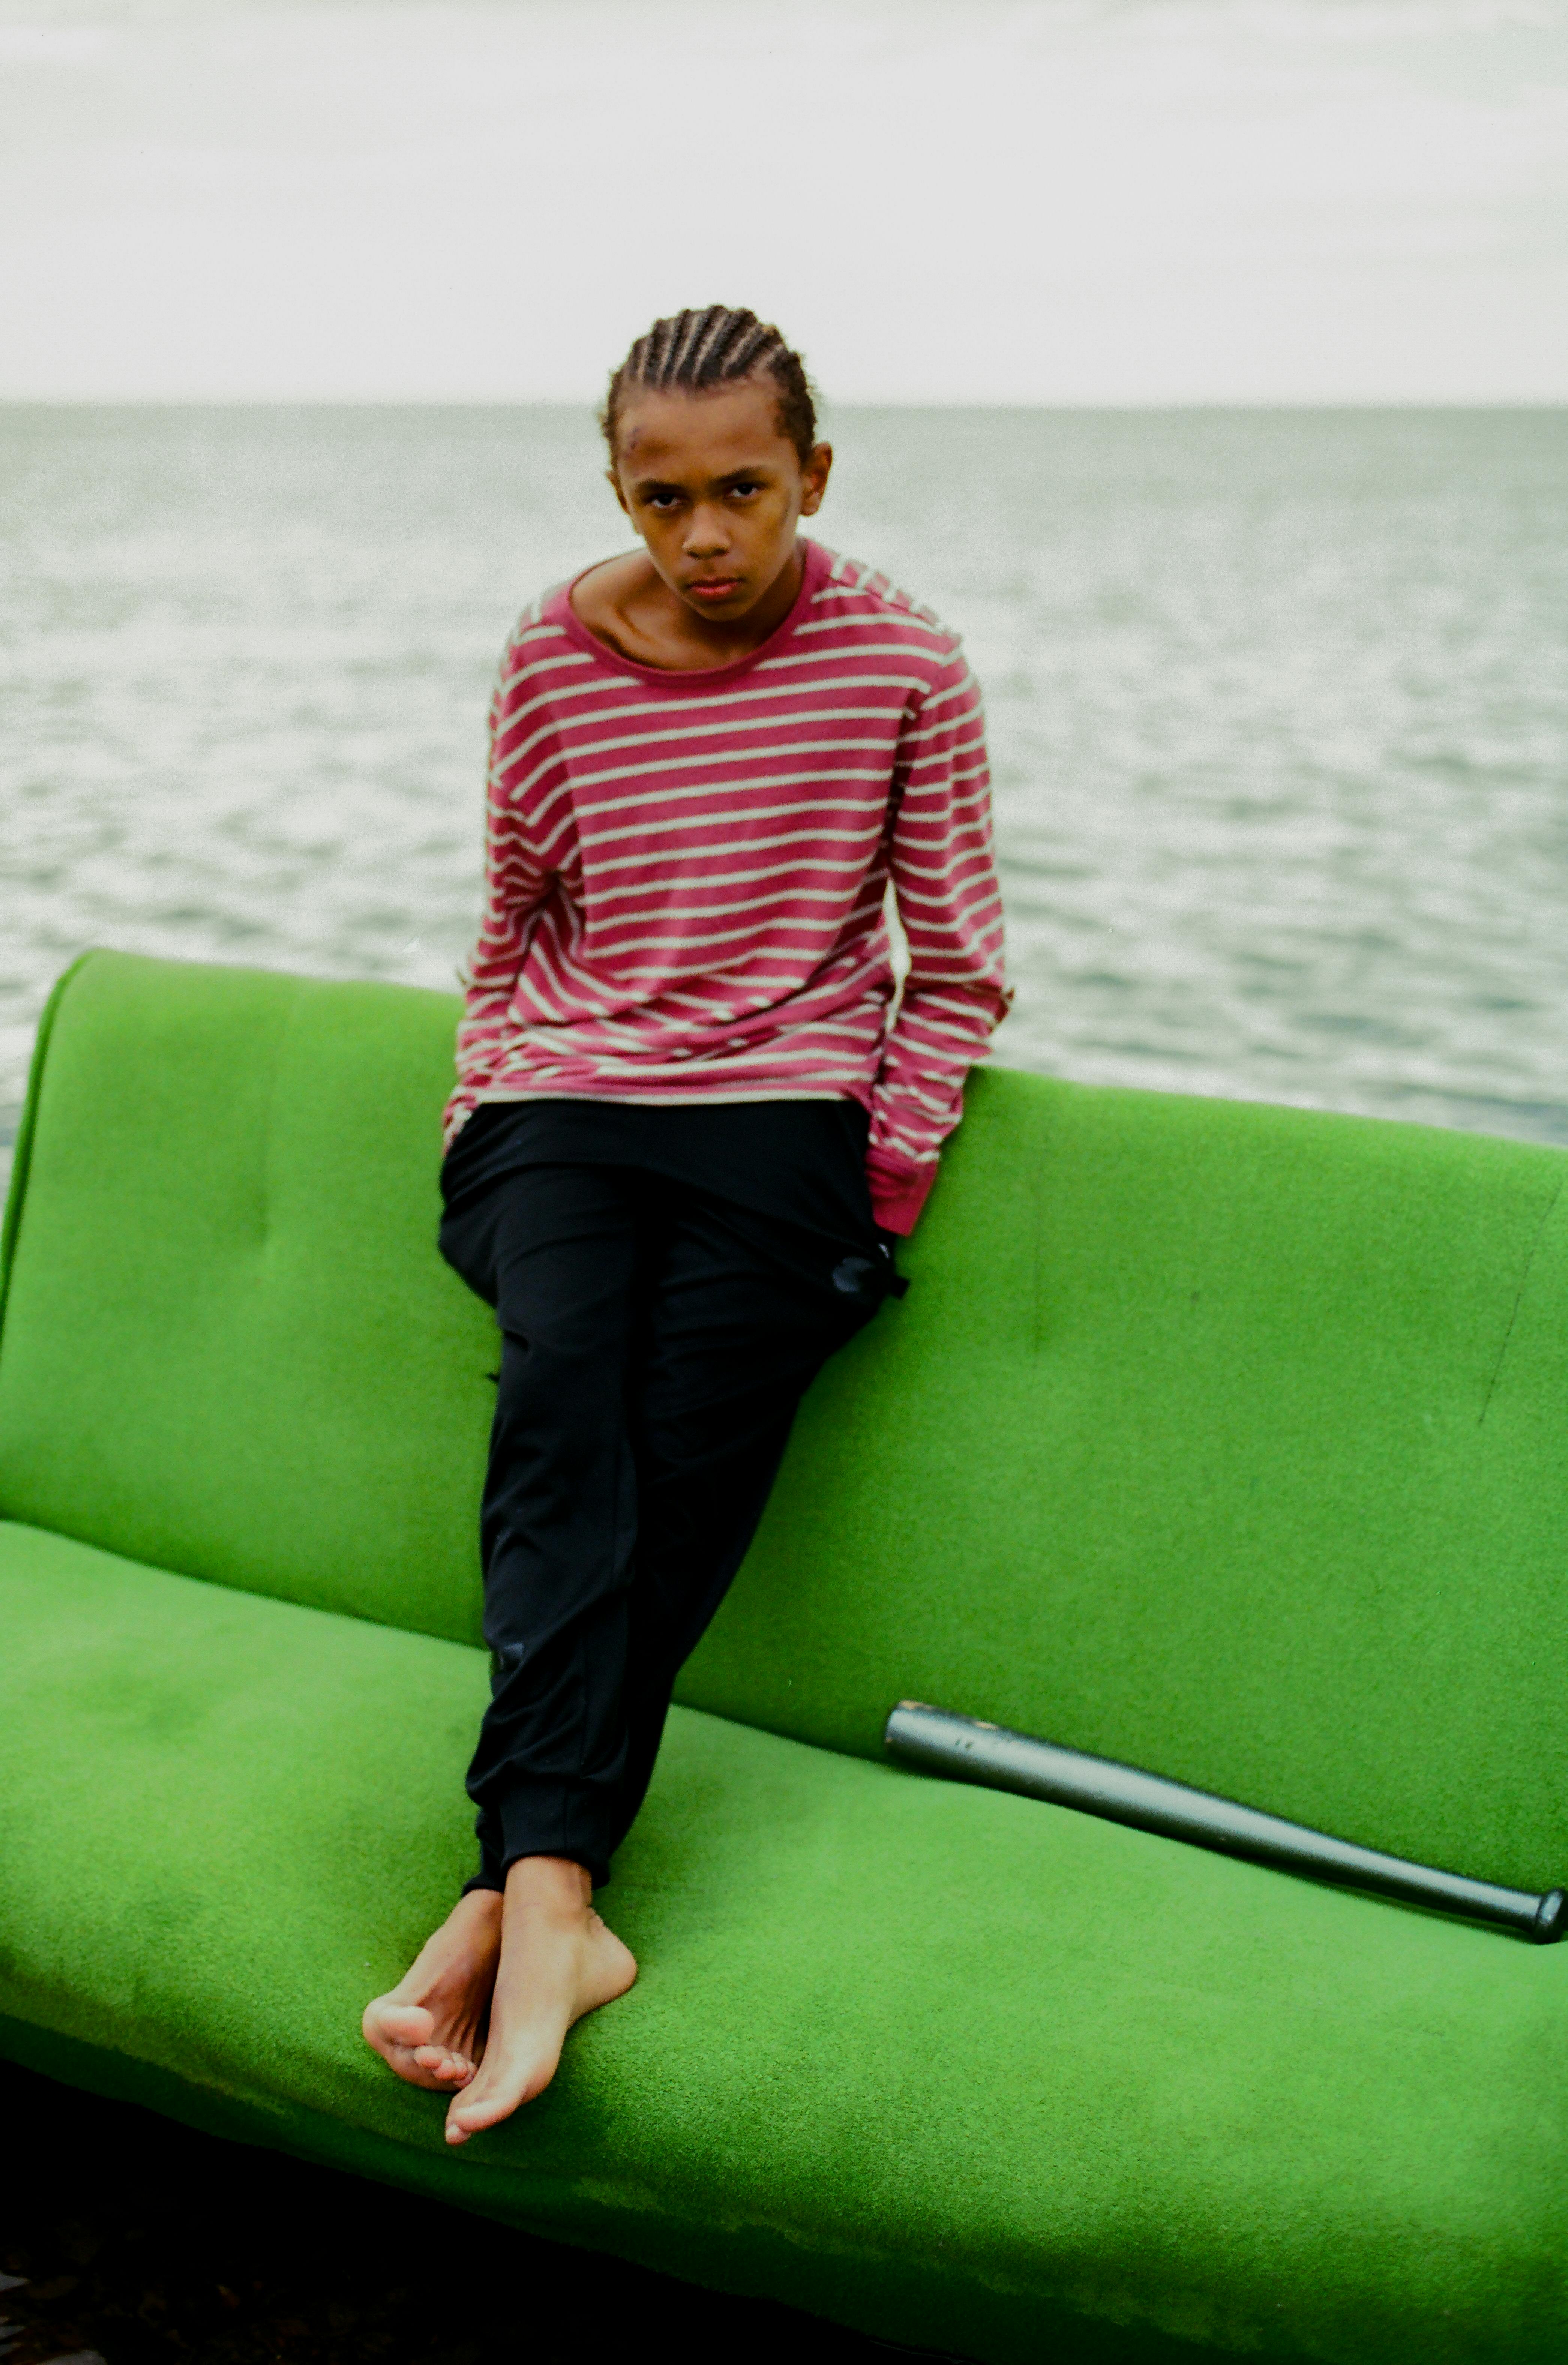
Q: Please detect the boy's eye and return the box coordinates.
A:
[729,480,760,498]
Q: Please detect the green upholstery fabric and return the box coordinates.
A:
[5,953,1566,1888]
[4,949,1568,2360]
[687,1069,1568,1895]
[0,951,494,1643]
[5,1520,1566,2365]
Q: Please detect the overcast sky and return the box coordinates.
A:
[2,0,1565,404]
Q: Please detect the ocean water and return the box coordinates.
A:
[3,404,1566,1171]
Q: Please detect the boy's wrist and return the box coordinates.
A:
[866,1149,935,1237]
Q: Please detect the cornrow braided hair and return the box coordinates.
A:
[601,306,819,467]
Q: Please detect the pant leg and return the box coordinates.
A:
[441,1164,897,1892]
[439,1161,651,1890]
[591,1189,896,1868]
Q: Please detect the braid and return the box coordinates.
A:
[601,306,819,466]
[640,316,675,385]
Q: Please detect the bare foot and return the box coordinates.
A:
[362,1887,504,2091]
[443,1855,637,2144]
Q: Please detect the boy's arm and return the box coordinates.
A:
[444,653,555,1146]
[869,648,1012,1234]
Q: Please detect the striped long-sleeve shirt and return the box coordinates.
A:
[446,536,1011,1234]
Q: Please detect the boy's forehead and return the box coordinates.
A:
[617,384,792,478]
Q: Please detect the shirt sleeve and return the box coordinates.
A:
[866,644,1012,1233]
[442,640,554,1148]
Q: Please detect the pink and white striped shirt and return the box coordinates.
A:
[447,537,1011,1233]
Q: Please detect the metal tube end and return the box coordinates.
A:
[1530,1888,1568,1944]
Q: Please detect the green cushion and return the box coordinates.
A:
[0,951,495,1643]
[4,951,1567,1895]
[4,1519,1566,2365]
[689,1065,1568,1898]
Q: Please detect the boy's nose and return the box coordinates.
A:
[683,505,731,557]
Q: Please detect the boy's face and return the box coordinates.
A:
[609,380,831,623]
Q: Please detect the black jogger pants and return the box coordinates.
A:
[438,1145,897,1889]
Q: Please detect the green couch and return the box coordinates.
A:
[3,949,1566,2363]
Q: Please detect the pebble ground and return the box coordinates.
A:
[0,2060,951,2365]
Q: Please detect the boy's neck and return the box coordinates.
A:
[571,540,806,672]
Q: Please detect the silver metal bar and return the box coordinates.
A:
[884,1703,1566,1942]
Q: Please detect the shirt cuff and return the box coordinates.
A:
[866,1149,937,1236]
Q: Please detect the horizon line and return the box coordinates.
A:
[4,396,1566,415]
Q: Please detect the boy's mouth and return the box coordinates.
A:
[686,577,743,603]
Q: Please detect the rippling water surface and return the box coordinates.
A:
[3,405,1565,1162]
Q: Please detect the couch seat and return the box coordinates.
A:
[3,1518,1564,2365]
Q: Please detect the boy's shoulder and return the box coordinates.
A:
[807,545,964,669]
[496,583,576,679]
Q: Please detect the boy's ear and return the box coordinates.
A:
[799,441,833,519]
[606,467,632,518]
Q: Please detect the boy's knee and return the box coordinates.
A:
[496,1327,623,1421]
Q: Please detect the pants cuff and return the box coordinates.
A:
[465,1788,613,1893]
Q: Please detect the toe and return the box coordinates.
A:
[369,2001,435,2048]
[445,2090,489,2141]
[414,2045,474,2081]
[444,2056,547,2138]
[379,2045,467,2093]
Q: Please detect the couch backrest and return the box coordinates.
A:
[0,953,495,1642]
[5,951,1566,1890]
